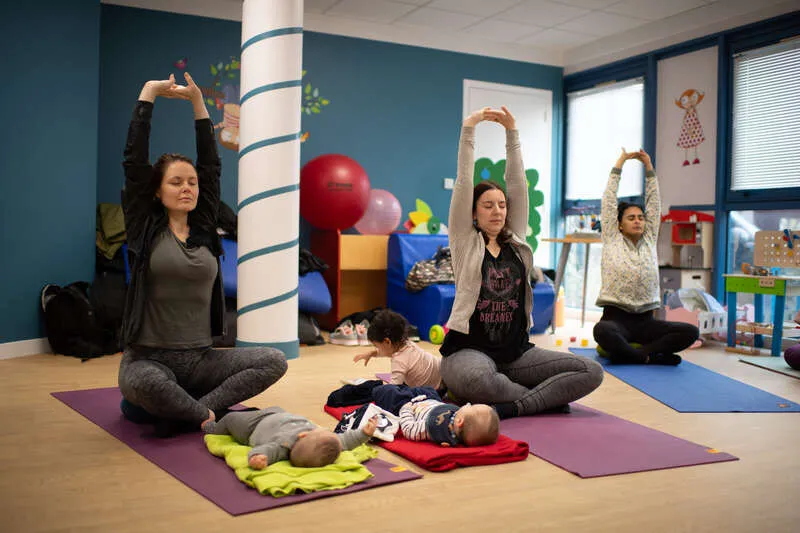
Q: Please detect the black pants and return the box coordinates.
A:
[593,306,699,363]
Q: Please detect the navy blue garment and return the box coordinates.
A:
[372,383,441,415]
[326,380,384,407]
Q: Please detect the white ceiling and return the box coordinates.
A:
[103,0,800,72]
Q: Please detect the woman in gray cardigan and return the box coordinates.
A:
[439,107,603,419]
[592,149,699,364]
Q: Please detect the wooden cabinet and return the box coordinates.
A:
[310,230,389,330]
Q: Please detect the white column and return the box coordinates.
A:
[236,0,303,359]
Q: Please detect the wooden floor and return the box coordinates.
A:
[1,323,799,533]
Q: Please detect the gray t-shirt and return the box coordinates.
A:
[136,228,218,348]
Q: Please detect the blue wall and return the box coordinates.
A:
[0,0,100,344]
[97,6,242,206]
[97,5,563,246]
[1,3,562,345]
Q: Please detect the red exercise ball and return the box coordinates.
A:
[300,154,371,230]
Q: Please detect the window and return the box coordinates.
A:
[562,214,602,311]
[565,78,645,203]
[562,78,645,310]
[728,209,800,323]
[731,39,800,192]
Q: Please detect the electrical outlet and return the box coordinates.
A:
[443,178,454,190]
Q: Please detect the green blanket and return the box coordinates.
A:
[204,434,378,497]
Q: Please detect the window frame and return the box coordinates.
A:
[563,58,653,215]
[564,77,647,210]
[562,12,800,301]
[724,21,800,206]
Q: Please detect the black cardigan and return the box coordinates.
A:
[120,101,225,346]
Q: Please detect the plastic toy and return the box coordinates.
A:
[429,324,449,345]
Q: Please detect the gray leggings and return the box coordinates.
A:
[440,346,603,415]
[118,345,288,425]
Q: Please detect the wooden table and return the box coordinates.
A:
[543,233,602,328]
[723,274,800,356]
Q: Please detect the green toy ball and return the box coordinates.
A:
[429,324,448,345]
[596,342,642,358]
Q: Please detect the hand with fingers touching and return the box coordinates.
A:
[169,72,203,103]
[484,106,516,130]
[353,350,377,366]
[137,72,209,119]
[138,74,179,102]
[171,72,209,119]
[633,149,654,171]
[463,107,490,128]
[615,147,638,168]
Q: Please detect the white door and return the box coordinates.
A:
[463,79,553,267]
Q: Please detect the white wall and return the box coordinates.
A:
[656,46,718,211]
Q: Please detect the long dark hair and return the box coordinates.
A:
[472,181,513,245]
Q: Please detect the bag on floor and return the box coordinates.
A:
[41,282,119,359]
[299,312,325,346]
[405,246,454,292]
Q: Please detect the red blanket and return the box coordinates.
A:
[324,404,529,472]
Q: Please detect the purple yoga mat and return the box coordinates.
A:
[51,387,422,515]
[500,404,738,478]
[375,373,391,383]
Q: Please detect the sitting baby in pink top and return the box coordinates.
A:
[354,309,442,390]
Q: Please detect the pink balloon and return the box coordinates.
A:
[354,189,402,235]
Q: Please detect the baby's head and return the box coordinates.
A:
[454,404,500,446]
[367,309,410,356]
[289,429,342,467]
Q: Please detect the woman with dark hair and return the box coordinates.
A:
[439,107,603,419]
[117,73,288,436]
[592,148,699,365]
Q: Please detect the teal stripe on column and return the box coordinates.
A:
[238,238,298,265]
[236,339,299,360]
[241,27,303,53]
[240,79,302,105]
[238,183,299,210]
[239,132,300,159]
[238,287,298,316]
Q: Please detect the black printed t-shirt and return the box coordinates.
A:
[440,243,532,364]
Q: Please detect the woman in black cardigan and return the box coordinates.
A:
[118,73,287,436]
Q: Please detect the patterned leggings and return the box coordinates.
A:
[118,345,288,424]
[440,346,604,415]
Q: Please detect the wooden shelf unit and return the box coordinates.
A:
[310,230,389,330]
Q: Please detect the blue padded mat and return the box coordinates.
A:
[569,348,800,413]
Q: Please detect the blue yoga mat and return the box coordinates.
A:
[569,348,800,413]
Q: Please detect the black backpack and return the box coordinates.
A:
[41,282,120,360]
